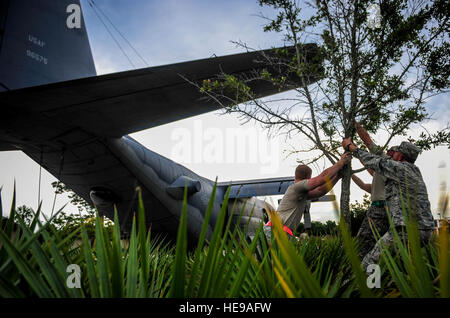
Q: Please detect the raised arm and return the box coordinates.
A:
[351,174,372,194]
[307,153,351,190]
[307,173,340,199]
[355,121,374,149]
[342,138,418,186]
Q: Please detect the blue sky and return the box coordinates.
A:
[0,0,448,222]
[82,0,283,71]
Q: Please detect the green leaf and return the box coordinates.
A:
[125,216,138,298]
[186,180,218,296]
[13,212,69,297]
[0,229,53,297]
[168,182,189,298]
[108,209,124,297]
[95,213,111,297]
[81,226,100,298]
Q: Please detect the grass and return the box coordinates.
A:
[0,182,449,298]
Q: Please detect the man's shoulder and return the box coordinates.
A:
[387,160,418,171]
[384,160,423,181]
[283,180,309,199]
[404,162,423,177]
[369,143,384,155]
[292,179,309,192]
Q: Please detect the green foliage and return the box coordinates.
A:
[414,129,450,151]
[15,205,34,227]
[48,182,114,238]
[0,185,449,298]
[0,188,173,298]
[51,182,95,214]
[200,75,254,105]
[296,220,338,236]
[425,41,450,90]
[350,194,372,236]
[14,203,113,241]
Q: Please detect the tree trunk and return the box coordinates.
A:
[340,162,352,229]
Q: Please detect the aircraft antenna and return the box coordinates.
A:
[50,150,65,218]
[89,0,149,67]
[37,149,43,209]
[88,0,136,69]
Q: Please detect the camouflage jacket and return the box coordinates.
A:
[353,148,435,230]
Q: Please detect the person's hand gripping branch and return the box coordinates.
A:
[306,152,352,199]
[342,137,357,153]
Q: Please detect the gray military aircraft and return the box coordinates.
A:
[0,0,327,244]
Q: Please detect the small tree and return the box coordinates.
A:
[50,182,113,237]
[51,181,96,215]
[195,0,449,226]
[15,205,35,226]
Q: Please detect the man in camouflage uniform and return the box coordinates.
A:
[351,122,389,258]
[342,138,435,270]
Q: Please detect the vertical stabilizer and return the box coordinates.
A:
[0,0,96,91]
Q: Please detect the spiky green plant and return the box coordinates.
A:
[0,187,173,298]
[0,181,448,298]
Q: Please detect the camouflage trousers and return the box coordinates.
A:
[361,226,433,271]
[357,204,390,259]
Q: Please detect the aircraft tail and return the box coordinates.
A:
[0,0,96,92]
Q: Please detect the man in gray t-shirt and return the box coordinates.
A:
[277,178,309,231]
[274,153,351,234]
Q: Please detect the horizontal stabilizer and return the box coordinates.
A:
[218,176,294,198]
[166,175,201,200]
[219,177,336,203]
